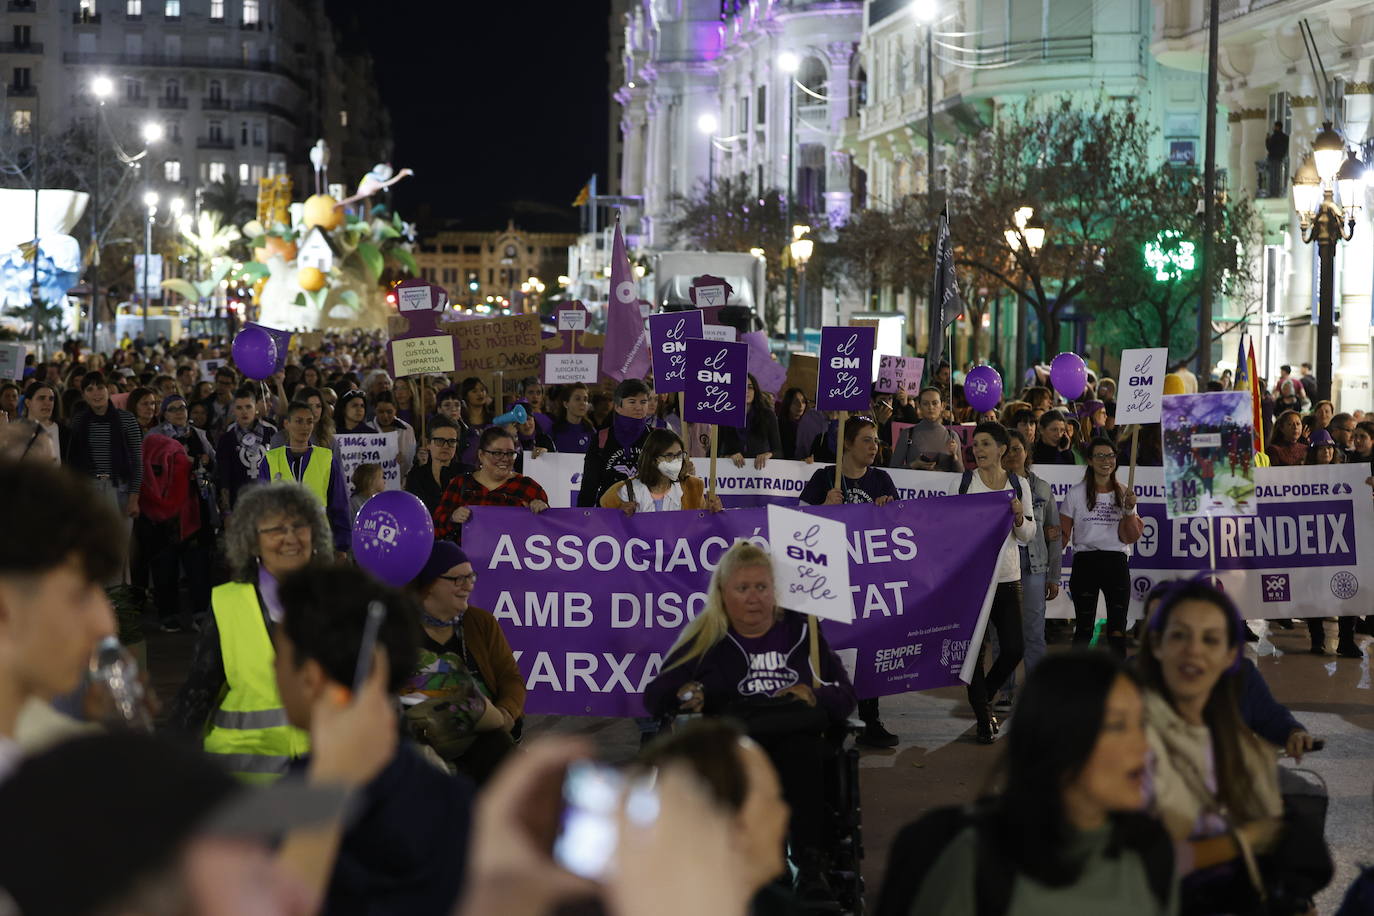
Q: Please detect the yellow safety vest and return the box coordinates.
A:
[202,581,310,783]
[265,445,333,506]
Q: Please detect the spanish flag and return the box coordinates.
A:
[572,182,591,207]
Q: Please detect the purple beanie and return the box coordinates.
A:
[416,541,468,586]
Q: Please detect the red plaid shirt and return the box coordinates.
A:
[433,473,550,540]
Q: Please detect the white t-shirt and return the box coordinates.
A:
[962,471,1036,583]
[1060,480,1134,555]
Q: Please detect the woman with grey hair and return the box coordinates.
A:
[166,481,330,781]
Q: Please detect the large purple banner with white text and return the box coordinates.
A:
[463,497,1012,716]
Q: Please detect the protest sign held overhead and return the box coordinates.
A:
[386,279,457,378]
[875,355,924,395]
[767,505,854,624]
[1117,348,1169,425]
[543,352,599,384]
[444,313,543,381]
[1162,391,1257,518]
[647,310,703,394]
[817,326,876,412]
[683,338,748,428]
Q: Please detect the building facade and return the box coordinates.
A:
[612,0,864,326]
[1151,0,1373,408]
[415,221,577,311]
[1,0,388,214]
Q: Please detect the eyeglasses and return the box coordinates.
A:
[481,449,518,460]
[659,451,685,461]
[1091,453,1117,462]
[257,521,311,541]
[430,437,458,447]
[437,572,478,586]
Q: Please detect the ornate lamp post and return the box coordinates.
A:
[1291,121,1365,403]
[1005,206,1045,385]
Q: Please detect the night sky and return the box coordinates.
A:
[326,0,612,233]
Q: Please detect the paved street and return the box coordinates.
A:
[148,619,1374,913]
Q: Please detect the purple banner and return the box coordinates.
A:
[463,497,1011,716]
[683,338,748,428]
[647,311,704,394]
[817,326,876,411]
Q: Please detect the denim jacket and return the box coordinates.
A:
[1024,471,1063,579]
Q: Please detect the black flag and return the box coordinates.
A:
[927,206,962,382]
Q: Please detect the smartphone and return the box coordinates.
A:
[350,601,387,696]
[553,761,624,880]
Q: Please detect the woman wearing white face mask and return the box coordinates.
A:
[600,428,724,515]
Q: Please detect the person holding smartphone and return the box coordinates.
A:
[890,387,963,472]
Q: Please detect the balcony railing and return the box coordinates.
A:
[233,99,296,122]
[972,35,1093,65]
[0,41,43,53]
[1255,158,1289,200]
[7,0,36,11]
[61,51,302,87]
[6,85,36,97]
[202,96,231,110]
[119,95,149,107]
[157,95,188,109]
[196,136,234,150]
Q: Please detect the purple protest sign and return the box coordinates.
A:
[817,326,876,411]
[683,338,748,428]
[463,497,1010,716]
[742,330,788,396]
[386,278,457,378]
[647,310,704,394]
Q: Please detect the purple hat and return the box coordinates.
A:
[1308,428,1335,448]
[160,393,187,415]
[416,540,468,587]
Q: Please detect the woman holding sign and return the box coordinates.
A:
[799,416,899,506]
[643,541,855,904]
[432,427,550,542]
[600,429,723,514]
[1059,438,1142,656]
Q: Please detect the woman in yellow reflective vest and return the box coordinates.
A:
[166,481,331,782]
[260,401,352,555]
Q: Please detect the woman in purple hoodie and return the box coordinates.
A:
[643,540,855,901]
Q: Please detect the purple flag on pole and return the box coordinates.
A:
[683,338,748,428]
[742,330,789,396]
[601,215,652,382]
[817,326,876,411]
[246,322,292,373]
[647,311,704,394]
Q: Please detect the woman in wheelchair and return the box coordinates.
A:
[643,541,856,903]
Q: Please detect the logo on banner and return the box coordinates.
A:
[1261,574,1291,603]
[1132,576,1153,598]
[940,638,969,674]
[1331,571,1359,600]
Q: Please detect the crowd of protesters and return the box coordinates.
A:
[0,330,1368,916]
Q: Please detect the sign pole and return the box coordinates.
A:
[411,378,425,442]
[494,370,504,416]
[808,616,822,688]
[1127,423,1140,491]
[834,410,848,493]
[708,423,719,498]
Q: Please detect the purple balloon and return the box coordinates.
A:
[1049,352,1088,401]
[232,325,278,381]
[353,490,434,587]
[963,366,1003,413]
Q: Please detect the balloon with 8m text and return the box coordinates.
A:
[1049,352,1088,401]
[231,325,278,381]
[963,366,1003,413]
[353,489,434,587]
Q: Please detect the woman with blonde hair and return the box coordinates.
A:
[643,540,855,904]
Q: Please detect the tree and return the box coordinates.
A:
[200,177,256,228]
[945,95,1159,359]
[1088,166,1260,362]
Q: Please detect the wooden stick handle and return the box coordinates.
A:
[1128,424,1140,491]
[412,378,424,442]
[835,410,848,493]
[809,615,822,688]
[708,424,719,497]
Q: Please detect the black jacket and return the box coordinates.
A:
[577,425,648,507]
[405,458,468,513]
[719,408,782,459]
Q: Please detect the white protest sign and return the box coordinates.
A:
[199,358,226,382]
[397,285,432,312]
[1116,348,1168,424]
[875,355,924,394]
[557,309,588,332]
[334,432,401,494]
[766,504,854,623]
[543,353,600,384]
[701,324,737,342]
[694,284,726,308]
[0,343,25,381]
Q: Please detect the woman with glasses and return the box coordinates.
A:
[1060,438,1143,656]
[405,540,524,785]
[432,427,550,542]
[405,419,465,517]
[600,428,723,514]
[165,482,330,781]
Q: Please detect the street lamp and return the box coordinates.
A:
[1292,125,1365,403]
[142,191,158,337]
[88,76,115,349]
[911,0,939,213]
[779,50,801,343]
[697,112,718,197]
[1005,206,1046,385]
[790,229,815,330]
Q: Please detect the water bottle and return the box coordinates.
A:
[89,636,153,732]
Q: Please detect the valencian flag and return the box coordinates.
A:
[601,212,653,382]
[927,205,962,384]
[1233,334,1265,455]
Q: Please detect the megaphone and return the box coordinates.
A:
[493,405,528,427]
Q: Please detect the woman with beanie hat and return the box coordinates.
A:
[405,541,524,785]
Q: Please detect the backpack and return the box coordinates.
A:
[874,804,1174,916]
[958,469,1033,527]
[140,434,193,524]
